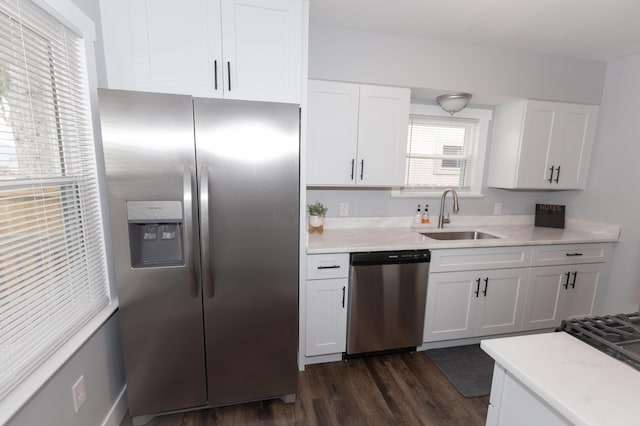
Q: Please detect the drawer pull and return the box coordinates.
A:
[566,253,583,257]
[317,265,341,270]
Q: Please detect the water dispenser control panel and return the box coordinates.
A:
[127,201,184,268]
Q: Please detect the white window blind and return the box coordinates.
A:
[404,114,480,191]
[0,0,110,399]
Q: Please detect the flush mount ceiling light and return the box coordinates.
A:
[436,92,472,116]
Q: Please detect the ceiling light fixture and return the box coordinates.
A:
[436,92,472,116]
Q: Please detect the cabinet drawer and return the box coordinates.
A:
[531,244,610,266]
[307,253,350,279]
[430,247,532,273]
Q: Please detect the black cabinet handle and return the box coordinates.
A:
[563,272,571,289]
[566,253,583,257]
[342,286,346,308]
[214,60,218,90]
[360,159,364,180]
[317,265,340,270]
[475,278,481,298]
[483,278,489,297]
[571,271,578,289]
[554,166,561,183]
[548,166,555,183]
[350,159,355,180]
[227,61,231,91]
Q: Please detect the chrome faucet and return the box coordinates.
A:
[438,188,460,228]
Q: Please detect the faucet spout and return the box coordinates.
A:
[438,189,460,229]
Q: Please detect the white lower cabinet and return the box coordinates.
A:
[305,278,348,356]
[305,253,349,357]
[522,263,603,331]
[423,268,528,342]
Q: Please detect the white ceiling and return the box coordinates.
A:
[310,0,640,62]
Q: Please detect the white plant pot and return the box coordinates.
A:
[309,215,324,227]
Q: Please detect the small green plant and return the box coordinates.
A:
[308,201,328,217]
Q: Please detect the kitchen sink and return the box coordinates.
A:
[420,231,502,240]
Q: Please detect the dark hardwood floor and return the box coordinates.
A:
[120,351,489,426]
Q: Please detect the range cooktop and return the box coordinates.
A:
[559,312,640,371]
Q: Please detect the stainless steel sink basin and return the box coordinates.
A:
[420,231,501,240]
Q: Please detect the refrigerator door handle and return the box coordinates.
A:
[183,166,199,297]
[199,166,214,298]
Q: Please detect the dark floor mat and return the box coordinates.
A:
[425,344,494,398]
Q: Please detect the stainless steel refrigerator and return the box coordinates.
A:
[98,89,299,419]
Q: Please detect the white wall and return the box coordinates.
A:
[549,52,640,313]
[7,313,126,426]
[309,24,607,104]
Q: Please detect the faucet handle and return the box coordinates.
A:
[443,212,451,224]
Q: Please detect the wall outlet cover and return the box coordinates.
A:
[72,375,87,413]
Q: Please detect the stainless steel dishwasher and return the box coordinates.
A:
[347,250,430,355]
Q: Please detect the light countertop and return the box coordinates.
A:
[481,332,640,426]
[306,216,621,254]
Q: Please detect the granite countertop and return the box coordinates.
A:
[306,216,621,254]
[481,332,640,425]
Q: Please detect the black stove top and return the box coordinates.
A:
[559,312,640,371]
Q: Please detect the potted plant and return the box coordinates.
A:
[308,201,328,233]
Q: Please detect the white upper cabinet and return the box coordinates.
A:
[101,0,303,103]
[487,100,598,190]
[306,80,410,186]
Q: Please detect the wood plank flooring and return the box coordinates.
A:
[119,351,489,426]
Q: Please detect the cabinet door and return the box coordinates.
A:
[563,263,602,320]
[550,103,598,190]
[356,85,410,186]
[306,81,360,185]
[476,269,528,336]
[220,0,302,103]
[522,265,567,331]
[306,279,347,356]
[515,101,556,188]
[423,271,477,342]
[129,0,222,97]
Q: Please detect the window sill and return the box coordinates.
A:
[0,301,119,426]
[390,189,485,199]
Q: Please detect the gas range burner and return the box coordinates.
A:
[559,312,640,371]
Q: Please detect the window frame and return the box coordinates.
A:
[0,0,116,422]
[391,103,493,198]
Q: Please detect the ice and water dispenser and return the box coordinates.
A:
[127,201,184,268]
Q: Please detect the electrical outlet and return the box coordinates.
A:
[493,202,503,215]
[72,375,87,413]
[339,202,350,216]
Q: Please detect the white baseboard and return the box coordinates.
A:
[101,385,128,426]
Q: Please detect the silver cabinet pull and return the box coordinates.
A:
[200,166,214,298]
[184,166,198,298]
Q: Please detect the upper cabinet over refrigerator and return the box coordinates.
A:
[100,0,303,103]
[487,99,598,190]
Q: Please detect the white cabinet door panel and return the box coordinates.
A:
[306,81,359,185]
[424,272,476,342]
[563,264,601,320]
[356,85,410,186]
[517,105,555,187]
[130,0,222,97]
[221,0,301,103]
[306,278,347,356]
[477,269,528,336]
[522,266,566,331]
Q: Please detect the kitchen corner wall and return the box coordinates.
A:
[307,24,607,219]
[548,52,640,314]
